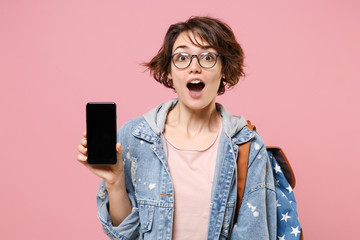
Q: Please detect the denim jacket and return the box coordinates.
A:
[96,99,277,240]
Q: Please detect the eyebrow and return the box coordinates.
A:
[173,45,213,52]
[173,45,188,52]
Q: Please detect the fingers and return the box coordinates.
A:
[77,131,88,163]
[77,153,87,162]
[78,143,87,155]
[80,137,87,147]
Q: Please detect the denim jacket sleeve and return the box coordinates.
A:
[96,122,141,240]
[231,132,277,240]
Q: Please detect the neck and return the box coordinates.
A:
[167,100,220,137]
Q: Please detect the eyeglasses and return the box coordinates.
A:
[171,52,221,69]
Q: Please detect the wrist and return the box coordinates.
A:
[105,179,128,201]
[105,174,125,191]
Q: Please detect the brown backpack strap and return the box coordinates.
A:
[235,121,255,222]
[301,229,304,240]
[267,146,296,189]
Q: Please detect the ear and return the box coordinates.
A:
[168,72,172,80]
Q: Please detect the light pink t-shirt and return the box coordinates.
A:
[165,122,222,240]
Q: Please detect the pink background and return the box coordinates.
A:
[1,0,359,239]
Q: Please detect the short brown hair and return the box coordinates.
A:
[144,16,245,95]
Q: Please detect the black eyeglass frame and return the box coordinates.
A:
[170,52,221,69]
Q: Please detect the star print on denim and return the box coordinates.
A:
[267,149,302,240]
[281,212,291,222]
[291,226,301,237]
[286,185,293,193]
[274,164,282,173]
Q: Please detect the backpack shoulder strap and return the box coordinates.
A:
[235,120,255,221]
[267,146,296,189]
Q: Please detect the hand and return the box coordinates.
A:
[77,132,132,224]
[77,131,125,186]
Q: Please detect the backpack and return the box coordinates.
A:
[236,121,303,240]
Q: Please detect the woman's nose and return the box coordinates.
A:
[188,56,202,73]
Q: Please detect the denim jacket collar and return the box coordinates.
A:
[133,99,254,145]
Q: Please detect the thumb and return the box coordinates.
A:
[116,142,123,162]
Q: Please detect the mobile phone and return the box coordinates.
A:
[86,102,117,165]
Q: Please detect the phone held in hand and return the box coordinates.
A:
[86,102,117,165]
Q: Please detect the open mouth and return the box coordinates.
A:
[187,80,205,92]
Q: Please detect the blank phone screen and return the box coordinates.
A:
[86,102,117,165]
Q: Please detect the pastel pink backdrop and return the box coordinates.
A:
[1,0,359,239]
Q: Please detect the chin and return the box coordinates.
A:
[183,98,216,111]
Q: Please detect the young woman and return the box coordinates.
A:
[77,16,277,239]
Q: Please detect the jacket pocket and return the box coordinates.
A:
[220,202,236,238]
[138,203,155,234]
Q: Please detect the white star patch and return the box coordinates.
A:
[286,185,293,194]
[274,164,282,173]
[291,226,301,237]
[278,235,285,240]
[281,212,291,222]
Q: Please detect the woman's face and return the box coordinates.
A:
[168,31,223,111]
